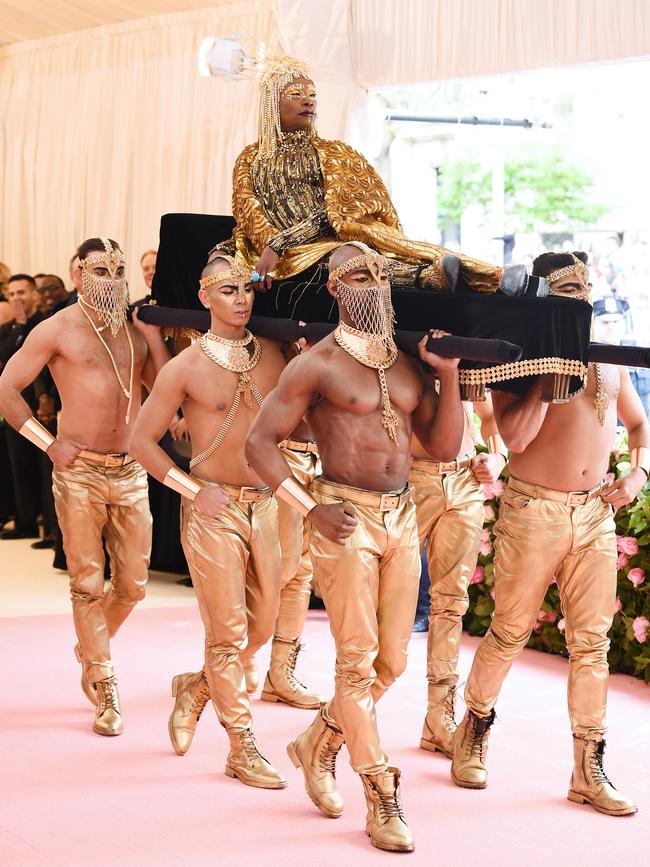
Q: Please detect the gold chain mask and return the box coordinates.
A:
[256,55,317,159]
[79,238,129,337]
[547,255,591,303]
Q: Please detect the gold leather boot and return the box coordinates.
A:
[261,640,324,709]
[286,707,345,817]
[74,643,97,706]
[567,737,637,816]
[450,709,495,789]
[93,676,123,737]
[420,684,457,758]
[225,729,287,789]
[360,767,414,853]
[243,659,259,694]
[168,671,211,756]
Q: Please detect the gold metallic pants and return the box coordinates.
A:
[310,478,420,774]
[52,458,151,683]
[275,446,321,642]
[465,477,617,739]
[410,458,484,686]
[181,483,281,731]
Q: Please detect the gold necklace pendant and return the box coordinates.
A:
[200,330,261,374]
[593,363,609,426]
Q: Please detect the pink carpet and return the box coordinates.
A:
[1,606,648,866]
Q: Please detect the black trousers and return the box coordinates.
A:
[5,425,40,531]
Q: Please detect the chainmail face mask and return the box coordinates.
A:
[330,243,395,339]
[547,255,592,303]
[79,238,129,337]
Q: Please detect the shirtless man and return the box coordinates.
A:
[129,253,287,789]
[450,252,649,817]
[0,237,168,737]
[412,395,507,758]
[246,241,464,853]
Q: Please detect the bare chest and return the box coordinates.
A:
[317,352,421,417]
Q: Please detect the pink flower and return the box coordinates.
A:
[538,610,557,623]
[604,472,615,485]
[470,566,484,585]
[614,597,623,613]
[482,479,505,500]
[617,553,630,571]
[616,535,639,556]
[484,504,496,523]
[479,529,493,556]
[627,567,646,588]
[632,616,649,644]
[533,620,543,634]
[557,618,566,632]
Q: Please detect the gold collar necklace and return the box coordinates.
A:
[78,296,134,425]
[334,322,400,443]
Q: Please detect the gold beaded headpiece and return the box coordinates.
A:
[256,55,316,159]
[78,237,128,337]
[547,254,591,302]
[330,242,395,338]
[200,254,251,302]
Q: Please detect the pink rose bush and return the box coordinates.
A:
[617,535,639,556]
[627,568,646,588]
[632,617,649,644]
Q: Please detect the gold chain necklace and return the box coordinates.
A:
[593,363,609,426]
[78,296,134,424]
[191,330,264,469]
[334,322,400,443]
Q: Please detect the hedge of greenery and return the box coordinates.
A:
[464,432,650,682]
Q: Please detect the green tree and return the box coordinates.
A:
[437,144,608,232]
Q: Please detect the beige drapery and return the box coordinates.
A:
[0,2,280,290]
[349,0,650,87]
[2,0,650,289]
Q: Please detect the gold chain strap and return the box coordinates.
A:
[593,363,609,426]
[78,297,134,424]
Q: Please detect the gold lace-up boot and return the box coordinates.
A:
[225,728,287,789]
[243,659,259,694]
[567,737,637,816]
[261,639,324,709]
[450,708,495,789]
[168,671,211,756]
[420,684,457,758]
[93,676,123,736]
[74,643,97,706]
[286,706,345,817]
[360,767,414,853]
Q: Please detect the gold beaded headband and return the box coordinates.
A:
[199,257,251,297]
[329,242,387,283]
[257,55,316,159]
[79,237,125,271]
[547,255,589,289]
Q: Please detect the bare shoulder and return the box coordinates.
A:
[258,336,287,363]
[280,337,334,388]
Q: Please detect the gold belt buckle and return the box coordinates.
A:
[105,454,126,468]
[239,487,265,503]
[567,492,587,506]
[439,461,456,474]
[379,493,400,510]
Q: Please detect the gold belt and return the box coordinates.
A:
[196,479,272,504]
[78,450,135,467]
[313,477,412,511]
[279,439,319,454]
[508,475,607,507]
[410,452,475,475]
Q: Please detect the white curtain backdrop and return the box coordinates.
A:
[2,0,650,290]
[0,2,280,290]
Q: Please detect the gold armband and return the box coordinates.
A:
[630,447,650,478]
[163,466,202,500]
[276,476,318,517]
[19,417,55,452]
[487,434,508,461]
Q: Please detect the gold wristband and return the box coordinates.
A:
[276,476,318,517]
[487,434,508,461]
[19,417,55,452]
[630,447,650,478]
[163,466,202,500]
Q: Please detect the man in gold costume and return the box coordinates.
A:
[219,55,526,299]
[246,241,464,853]
[412,395,507,758]
[130,253,287,790]
[0,237,168,737]
[450,252,649,817]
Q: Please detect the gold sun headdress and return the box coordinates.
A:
[256,55,316,159]
[78,237,129,337]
